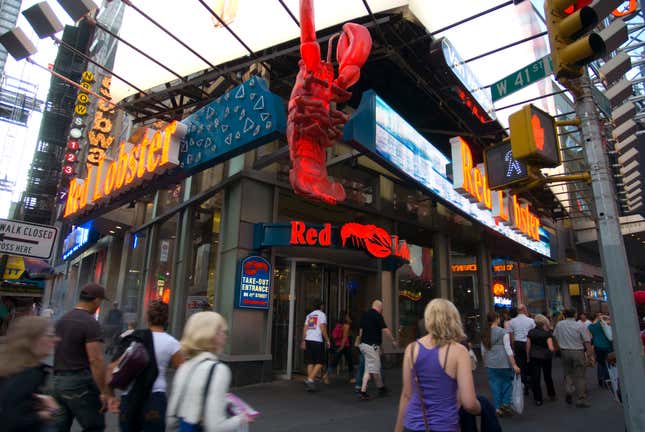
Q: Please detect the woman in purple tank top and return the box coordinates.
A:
[395,299,481,432]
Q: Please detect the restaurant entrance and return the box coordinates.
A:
[271,258,376,378]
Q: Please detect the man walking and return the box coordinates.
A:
[553,308,595,408]
[52,283,116,431]
[358,299,397,400]
[509,303,535,394]
[301,298,330,391]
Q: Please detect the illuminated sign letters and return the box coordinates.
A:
[451,137,540,242]
[64,121,186,218]
[87,76,116,165]
[261,221,411,262]
[344,91,550,257]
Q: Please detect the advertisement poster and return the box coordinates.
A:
[236,256,271,310]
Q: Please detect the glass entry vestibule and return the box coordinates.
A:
[271,258,377,379]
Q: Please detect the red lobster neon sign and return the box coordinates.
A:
[287,0,372,205]
[289,221,410,262]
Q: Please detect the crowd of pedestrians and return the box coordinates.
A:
[0,281,642,432]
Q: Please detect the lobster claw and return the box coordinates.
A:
[335,23,372,89]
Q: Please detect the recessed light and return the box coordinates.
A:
[109,230,115,234]
[116,225,122,229]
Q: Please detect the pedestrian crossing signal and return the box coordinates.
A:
[509,105,560,168]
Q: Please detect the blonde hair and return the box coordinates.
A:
[534,314,549,329]
[424,299,466,346]
[0,316,50,377]
[180,311,228,358]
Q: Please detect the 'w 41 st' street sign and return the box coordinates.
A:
[491,55,553,102]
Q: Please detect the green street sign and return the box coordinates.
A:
[491,55,553,102]
[591,85,612,118]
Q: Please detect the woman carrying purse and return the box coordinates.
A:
[394,299,481,432]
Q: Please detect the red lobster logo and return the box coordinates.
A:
[244,259,269,276]
[341,223,393,259]
[287,0,372,205]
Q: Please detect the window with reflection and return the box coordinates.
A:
[124,230,147,325]
[398,245,434,346]
[187,192,223,308]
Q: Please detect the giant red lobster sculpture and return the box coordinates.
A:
[287,0,372,205]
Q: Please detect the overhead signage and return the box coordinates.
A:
[290,221,410,261]
[179,77,286,176]
[87,75,116,165]
[484,141,530,190]
[343,90,550,257]
[430,37,496,123]
[63,120,186,218]
[62,221,99,261]
[0,218,58,259]
[494,296,512,307]
[254,221,411,263]
[236,256,271,310]
[491,55,553,102]
[451,137,541,241]
[452,264,477,272]
[450,263,515,273]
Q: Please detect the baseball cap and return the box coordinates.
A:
[80,283,109,301]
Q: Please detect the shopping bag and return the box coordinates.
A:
[512,374,524,414]
[607,364,620,403]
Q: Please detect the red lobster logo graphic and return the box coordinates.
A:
[341,223,392,259]
[244,259,269,276]
[287,0,372,205]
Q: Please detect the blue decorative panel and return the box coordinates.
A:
[179,77,286,175]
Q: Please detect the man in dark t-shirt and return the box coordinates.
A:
[52,283,116,431]
[357,299,398,400]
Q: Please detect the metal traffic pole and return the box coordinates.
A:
[574,72,645,431]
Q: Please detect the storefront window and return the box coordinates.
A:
[157,184,183,215]
[123,230,147,325]
[186,192,223,308]
[192,164,224,196]
[398,245,433,346]
[146,214,179,308]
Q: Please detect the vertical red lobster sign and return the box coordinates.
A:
[287,0,372,205]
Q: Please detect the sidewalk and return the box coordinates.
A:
[80,359,625,431]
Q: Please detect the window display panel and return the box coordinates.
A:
[187,192,223,308]
[398,245,433,346]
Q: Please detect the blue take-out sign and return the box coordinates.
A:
[235,256,271,310]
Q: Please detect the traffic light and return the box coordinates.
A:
[544,0,627,80]
[509,104,560,167]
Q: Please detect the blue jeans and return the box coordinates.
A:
[486,367,514,409]
[119,391,167,432]
[52,371,105,432]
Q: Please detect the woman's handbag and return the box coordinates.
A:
[108,340,149,390]
[409,341,430,432]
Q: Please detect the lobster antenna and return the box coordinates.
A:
[326,33,340,63]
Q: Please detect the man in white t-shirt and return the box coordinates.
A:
[509,304,535,394]
[300,298,330,391]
